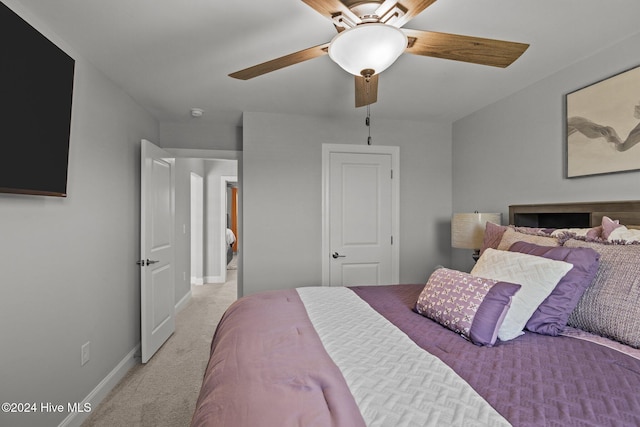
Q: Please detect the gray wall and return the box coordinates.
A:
[242,111,452,296]
[160,122,242,151]
[174,158,205,301]
[0,2,158,426]
[451,31,640,273]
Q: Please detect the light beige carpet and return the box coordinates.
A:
[82,272,237,427]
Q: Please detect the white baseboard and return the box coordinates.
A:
[205,275,224,284]
[58,291,192,427]
[58,344,140,427]
[191,276,204,286]
[175,289,192,313]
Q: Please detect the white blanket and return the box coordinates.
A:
[297,287,510,427]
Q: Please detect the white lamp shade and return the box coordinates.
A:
[451,213,502,250]
[328,23,407,76]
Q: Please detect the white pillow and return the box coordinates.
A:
[470,249,573,341]
[607,225,640,243]
[550,228,591,237]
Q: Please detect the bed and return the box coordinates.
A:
[192,200,640,427]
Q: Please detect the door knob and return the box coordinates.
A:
[146,259,160,265]
[332,252,346,259]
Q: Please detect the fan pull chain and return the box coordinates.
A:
[366,105,372,145]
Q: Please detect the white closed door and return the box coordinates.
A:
[329,151,393,286]
[140,139,175,363]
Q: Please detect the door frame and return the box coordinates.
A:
[321,144,400,286]
[190,172,204,286]
[219,175,237,283]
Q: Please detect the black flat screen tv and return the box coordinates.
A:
[0,1,75,197]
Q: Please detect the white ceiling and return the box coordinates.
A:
[14,0,640,127]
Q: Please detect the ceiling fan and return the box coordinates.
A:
[229,0,529,107]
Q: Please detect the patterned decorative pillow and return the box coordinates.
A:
[508,241,600,336]
[564,239,640,348]
[496,227,560,251]
[471,249,573,341]
[415,268,520,346]
[480,224,558,255]
[550,226,602,239]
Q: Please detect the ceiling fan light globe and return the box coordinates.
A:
[328,23,407,77]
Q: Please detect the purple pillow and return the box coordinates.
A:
[508,241,600,336]
[415,268,521,346]
[479,222,507,255]
[601,216,622,239]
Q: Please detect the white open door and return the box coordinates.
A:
[322,144,399,287]
[140,139,175,363]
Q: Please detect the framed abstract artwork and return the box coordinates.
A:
[566,65,640,177]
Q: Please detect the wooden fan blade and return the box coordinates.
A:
[403,29,529,68]
[301,0,361,26]
[355,74,379,108]
[229,43,330,80]
[379,0,438,28]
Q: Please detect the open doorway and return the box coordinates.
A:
[168,149,240,300]
[186,159,238,287]
[220,175,238,284]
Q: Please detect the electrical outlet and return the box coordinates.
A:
[81,342,90,366]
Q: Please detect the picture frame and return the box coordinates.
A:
[566,64,640,178]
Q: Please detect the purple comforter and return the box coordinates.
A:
[191,285,640,426]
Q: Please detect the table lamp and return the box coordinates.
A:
[451,212,502,261]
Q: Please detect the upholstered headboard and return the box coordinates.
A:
[509,200,640,230]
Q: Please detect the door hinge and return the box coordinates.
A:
[391,236,393,245]
[391,169,393,179]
